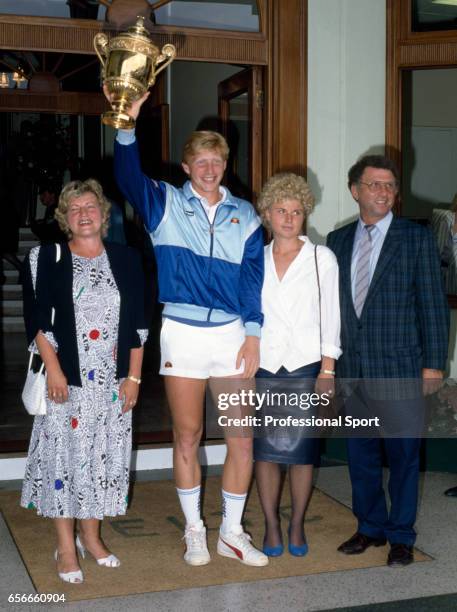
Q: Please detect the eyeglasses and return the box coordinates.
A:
[358,180,398,194]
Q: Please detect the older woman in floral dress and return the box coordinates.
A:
[21,179,148,583]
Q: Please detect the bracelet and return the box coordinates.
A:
[320,369,335,376]
[127,375,141,385]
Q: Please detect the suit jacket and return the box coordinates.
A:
[327,217,449,378]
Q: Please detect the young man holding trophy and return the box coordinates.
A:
[106,80,267,567]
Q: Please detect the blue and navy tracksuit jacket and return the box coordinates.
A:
[114,130,264,336]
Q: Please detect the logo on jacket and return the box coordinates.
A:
[184,210,195,216]
[231,218,240,224]
[164,361,173,368]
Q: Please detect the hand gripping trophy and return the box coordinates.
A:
[94,16,176,129]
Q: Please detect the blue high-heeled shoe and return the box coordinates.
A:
[288,528,309,557]
[262,541,284,557]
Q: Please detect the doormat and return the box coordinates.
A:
[0,477,430,601]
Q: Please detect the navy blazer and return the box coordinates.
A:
[22,242,147,386]
[327,217,449,378]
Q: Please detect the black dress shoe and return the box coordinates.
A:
[337,532,387,554]
[444,486,457,497]
[387,543,414,567]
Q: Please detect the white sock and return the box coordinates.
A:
[176,485,201,527]
[221,489,247,534]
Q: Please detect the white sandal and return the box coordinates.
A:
[54,550,84,584]
[76,534,121,568]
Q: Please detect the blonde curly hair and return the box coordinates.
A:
[55,178,111,239]
[257,172,315,228]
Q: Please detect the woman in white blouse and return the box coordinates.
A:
[254,173,341,557]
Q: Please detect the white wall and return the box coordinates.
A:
[307,0,386,244]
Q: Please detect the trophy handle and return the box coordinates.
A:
[151,44,177,84]
[94,33,109,70]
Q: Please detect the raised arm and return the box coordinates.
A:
[114,134,167,232]
[105,86,168,233]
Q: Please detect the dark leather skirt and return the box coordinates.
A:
[253,362,321,465]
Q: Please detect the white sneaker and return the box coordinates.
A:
[217,525,269,566]
[183,520,211,566]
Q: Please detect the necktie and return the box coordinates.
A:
[353,225,374,317]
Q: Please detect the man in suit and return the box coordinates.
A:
[327,155,449,567]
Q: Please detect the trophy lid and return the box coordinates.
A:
[127,16,151,42]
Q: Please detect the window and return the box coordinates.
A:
[412,0,457,32]
[154,0,260,32]
[0,0,105,20]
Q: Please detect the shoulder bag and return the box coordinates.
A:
[21,243,61,415]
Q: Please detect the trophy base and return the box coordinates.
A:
[101,111,135,130]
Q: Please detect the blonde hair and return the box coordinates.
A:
[182,131,229,163]
[55,178,111,239]
[257,172,315,228]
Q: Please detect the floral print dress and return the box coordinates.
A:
[21,248,145,519]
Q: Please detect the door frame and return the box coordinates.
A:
[386,0,457,307]
[0,10,268,63]
[386,0,457,170]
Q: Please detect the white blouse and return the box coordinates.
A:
[260,236,342,373]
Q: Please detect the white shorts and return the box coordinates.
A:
[159,317,245,379]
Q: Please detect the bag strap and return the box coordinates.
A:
[27,349,45,374]
[314,245,322,355]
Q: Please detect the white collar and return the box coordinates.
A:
[357,211,393,236]
[190,184,227,208]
